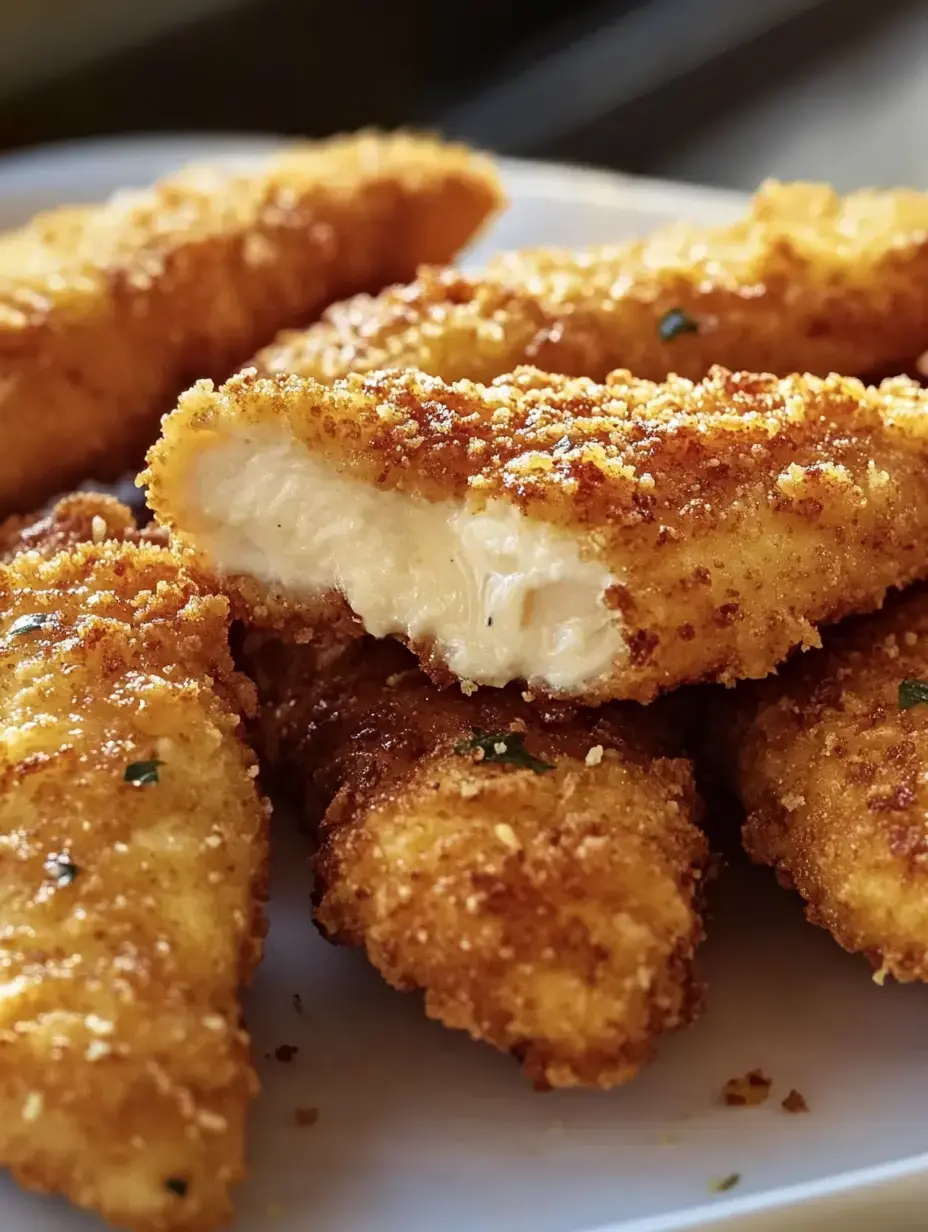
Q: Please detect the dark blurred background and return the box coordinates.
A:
[0,0,924,189]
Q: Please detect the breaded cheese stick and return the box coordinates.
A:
[254,180,928,386]
[0,540,268,1230]
[148,365,928,704]
[0,131,502,514]
[721,584,928,982]
[247,634,707,1090]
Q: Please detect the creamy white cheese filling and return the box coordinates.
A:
[185,425,626,693]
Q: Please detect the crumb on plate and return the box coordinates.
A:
[722,1069,772,1106]
[782,1089,809,1114]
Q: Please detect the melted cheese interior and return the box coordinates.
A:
[184,425,626,693]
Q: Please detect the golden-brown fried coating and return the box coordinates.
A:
[247,634,707,1090]
[148,364,928,703]
[0,131,502,514]
[253,180,928,387]
[0,491,147,562]
[0,540,268,1230]
[720,585,928,983]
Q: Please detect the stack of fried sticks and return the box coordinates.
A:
[1,134,928,1230]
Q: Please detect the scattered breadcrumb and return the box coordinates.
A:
[460,679,478,697]
[585,745,604,767]
[294,1106,319,1128]
[782,1089,809,1114]
[493,822,521,853]
[710,1173,741,1193]
[722,1069,772,1106]
[274,1044,299,1063]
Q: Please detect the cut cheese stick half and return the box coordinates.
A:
[145,364,928,703]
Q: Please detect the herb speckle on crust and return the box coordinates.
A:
[124,759,163,786]
[8,612,52,637]
[899,678,928,709]
[455,729,554,774]
[658,308,699,341]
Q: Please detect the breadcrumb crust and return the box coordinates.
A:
[254,179,928,386]
[247,635,707,1090]
[148,364,928,702]
[0,130,501,513]
[0,492,151,562]
[0,537,268,1230]
[724,584,928,983]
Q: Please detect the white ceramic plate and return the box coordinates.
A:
[0,136,926,1232]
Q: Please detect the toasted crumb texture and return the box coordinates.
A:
[721,583,928,982]
[0,131,502,514]
[721,1069,772,1107]
[246,634,707,1090]
[0,492,152,562]
[782,1089,809,1114]
[0,541,268,1230]
[253,180,928,386]
[149,365,928,702]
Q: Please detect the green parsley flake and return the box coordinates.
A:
[44,853,79,887]
[899,679,928,710]
[8,613,52,637]
[658,307,699,341]
[710,1173,741,1193]
[124,759,164,786]
[454,729,554,774]
[164,1177,188,1198]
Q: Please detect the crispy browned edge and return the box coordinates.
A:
[247,634,708,1089]
[147,364,928,702]
[0,519,269,1229]
[0,130,502,514]
[253,179,928,387]
[0,491,156,562]
[718,585,928,981]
